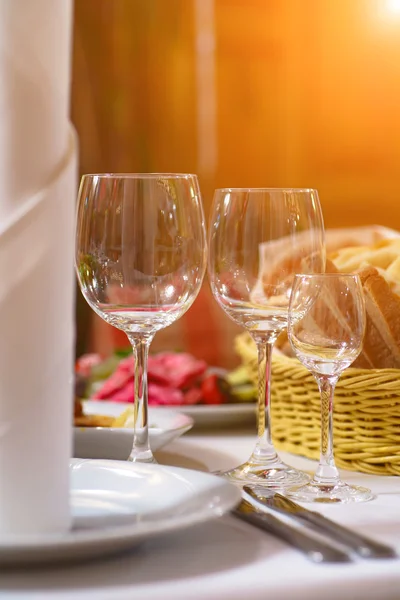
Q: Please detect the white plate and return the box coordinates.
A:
[178,402,257,428]
[0,459,241,566]
[74,401,194,460]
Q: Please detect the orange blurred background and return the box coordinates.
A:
[72,0,400,367]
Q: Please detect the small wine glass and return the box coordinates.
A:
[208,188,325,487]
[75,173,207,463]
[287,273,374,503]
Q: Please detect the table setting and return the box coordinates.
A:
[1,2,400,599]
[3,174,400,598]
[2,443,400,599]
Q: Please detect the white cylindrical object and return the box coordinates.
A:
[0,129,77,535]
[0,0,73,224]
[0,0,76,536]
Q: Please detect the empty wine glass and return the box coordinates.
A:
[287,273,374,503]
[208,188,325,487]
[75,174,207,463]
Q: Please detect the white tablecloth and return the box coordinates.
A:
[3,428,400,600]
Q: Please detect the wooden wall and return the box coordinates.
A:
[72,0,400,366]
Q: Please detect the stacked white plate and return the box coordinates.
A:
[1,459,241,567]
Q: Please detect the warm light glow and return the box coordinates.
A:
[386,0,400,15]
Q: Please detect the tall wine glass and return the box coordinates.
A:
[208,188,325,487]
[287,273,374,503]
[75,174,207,463]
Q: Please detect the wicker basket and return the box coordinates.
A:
[235,333,400,476]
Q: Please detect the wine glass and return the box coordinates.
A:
[75,174,207,463]
[287,273,374,503]
[208,188,325,487]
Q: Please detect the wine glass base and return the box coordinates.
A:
[287,480,375,504]
[127,453,157,464]
[221,458,310,489]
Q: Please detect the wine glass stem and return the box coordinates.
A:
[252,335,278,460]
[127,333,155,463]
[314,375,340,483]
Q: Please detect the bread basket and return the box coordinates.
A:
[235,332,400,476]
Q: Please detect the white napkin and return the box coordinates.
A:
[0,0,77,536]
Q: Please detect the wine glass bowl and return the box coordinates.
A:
[288,273,374,503]
[76,173,207,463]
[208,188,325,487]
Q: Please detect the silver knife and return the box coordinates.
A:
[233,499,352,564]
[243,486,397,560]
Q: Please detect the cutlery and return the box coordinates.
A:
[233,499,352,563]
[243,486,397,560]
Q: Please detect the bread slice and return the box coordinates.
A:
[331,239,400,278]
[74,414,115,428]
[316,259,373,368]
[325,226,399,254]
[356,266,400,369]
[274,231,400,370]
[285,257,371,368]
[323,263,400,369]
[275,256,334,358]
